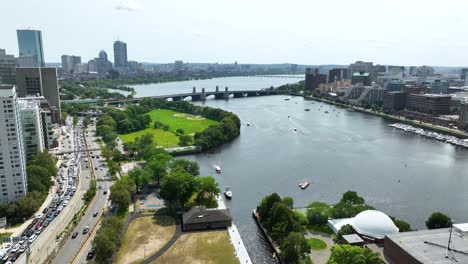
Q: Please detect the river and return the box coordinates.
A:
[135,77,468,263]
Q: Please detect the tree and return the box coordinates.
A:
[390,217,412,232]
[179,135,193,146]
[282,196,294,209]
[127,167,151,191]
[280,232,311,264]
[93,216,123,262]
[334,224,354,243]
[268,202,298,239]
[426,212,451,229]
[176,128,184,135]
[160,171,197,207]
[258,193,282,221]
[109,183,131,210]
[328,244,384,264]
[146,159,169,185]
[169,159,199,176]
[27,165,52,193]
[307,202,331,225]
[340,191,365,205]
[196,176,220,201]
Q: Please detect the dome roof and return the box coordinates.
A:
[350,210,399,239]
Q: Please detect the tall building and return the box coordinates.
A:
[0,85,28,202]
[15,68,61,123]
[17,29,45,67]
[415,66,435,77]
[459,99,468,130]
[305,68,327,91]
[97,50,112,75]
[0,49,17,85]
[61,55,81,74]
[351,72,371,85]
[328,68,348,83]
[406,94,451,114]
[349,61,373,78]
[113,41,128,68]
[18,96,54,150]
[460,68,468,80]
[18,99,45,157]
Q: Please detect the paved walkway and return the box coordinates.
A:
[303,231,334,264]
[142,222,181,264]
[217,195,252,264]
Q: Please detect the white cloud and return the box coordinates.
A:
[115,0,143,12]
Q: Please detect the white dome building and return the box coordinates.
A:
[351,210,399,240]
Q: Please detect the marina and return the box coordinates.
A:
[389,123,468,148]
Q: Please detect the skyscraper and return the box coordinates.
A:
[17,29,45,67]
[0,49,17,85]
[18,99,45,157]
[97,50,112,74]
[61,55,81,74]
[15,68,61,123]
[0,85,28,202]
[113,41,128,68]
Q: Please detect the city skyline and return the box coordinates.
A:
[3,0,468,66]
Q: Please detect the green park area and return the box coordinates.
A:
[307,238,327,250]
[119,109,218,148]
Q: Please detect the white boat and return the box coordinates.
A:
[215,166,221,173]
[246,122,250,126]
[298,181,310,189]
[224,186,232,199]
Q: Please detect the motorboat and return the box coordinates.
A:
[224,186,232,199]
[304,109,310,111]
[298,181,310,189]
[215,166,221,173]
[293,128,297,132]
[246,122,250,126]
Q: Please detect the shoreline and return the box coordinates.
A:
[301,95,468,139]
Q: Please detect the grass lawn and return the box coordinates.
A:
[147,109,218,135]
[119,128,180,148]
[307,238,328,251]
[151,231,239,264]
[119,109,218,148]
[115,215,176,264]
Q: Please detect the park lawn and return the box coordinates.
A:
[307,238,328,251]
[151,231,239,264]
[115,215,176,264]
[119,128,180,148]
[147,109,218,135]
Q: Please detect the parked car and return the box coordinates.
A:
[86,251,95,260]
[71,232,78,239]
[92,211,99,217]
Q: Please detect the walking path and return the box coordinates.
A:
[142,222,181,264]
[216,195,252,264]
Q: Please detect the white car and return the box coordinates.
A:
[28,234,37,243]
[11,244,20,253]
[3,243,12,251]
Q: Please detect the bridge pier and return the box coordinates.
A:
[216,86,219,92]
[193,87,196,93]
[233,92,244,98]
[223,86,229,99]
[201,88,206,101]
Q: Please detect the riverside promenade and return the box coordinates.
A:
[216,195,252,264]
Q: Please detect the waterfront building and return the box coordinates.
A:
[383,91,406,113]
[328,210,399,244]
[406,94,451,114]
[349,61,373,78]
[328,68,348,83]
[384,226,468,263]
[305,68,327,91]
[182,206,232,231]
[15,67,61,123]
[359,87,385,105]
[0,49,17,85]
[459,99,468,130]
[61,55,81,74]
[18,99,45,157]
[385,80,405,91]
[17,29,45,67]
[351,72,371,85]
[113,41,128,68]
[0,85,28,202]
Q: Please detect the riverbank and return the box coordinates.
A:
[302,95,468,139]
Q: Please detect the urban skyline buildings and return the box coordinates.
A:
[113,40,128,68]
[0,49,17,85]
[16,29,45,67]
[0,85,28,202]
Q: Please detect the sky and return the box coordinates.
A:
[3,0,468,66]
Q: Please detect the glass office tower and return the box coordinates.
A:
[17,29,45,67]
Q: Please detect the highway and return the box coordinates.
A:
[52,122,113,264]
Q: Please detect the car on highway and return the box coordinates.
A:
[3,243,12,251]
[19,245,27,253]
[35,213,43,219]
[93,211,99,217]
[71,232,78,239]
[86,251,95,260]
[10,244,20,253]
[28,234,37,243]
[83,226,90,234]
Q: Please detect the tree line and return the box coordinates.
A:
[0,152,57,225]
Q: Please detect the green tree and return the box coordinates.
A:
[426,212,452,229]
[27,165,52,193]
[328,244,384,264]
[179,135,193,146]
[258,193,282,221]
[390,216,412,232]
[92,216,123,262]
[268,202,298,240]
[306,202,332,225]
[334,224,354,243]
[176,128,184,135]
[340,191,365,205]
[282,196,294,209]
[280,232,311,264]
[196,176,220,201]
[160,171,197,207]
[127,167,151,191]
[169,159,199,176]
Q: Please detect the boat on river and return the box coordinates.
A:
[215,166,221,173]
[224,186,232,199]
[304,109,310,111]
[298,181,310,189]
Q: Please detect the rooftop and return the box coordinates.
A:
[352,72,370,77]
[343,234,365,244]
[409,93,452,98]
[386,228,468,263]
[182,206,232,225]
